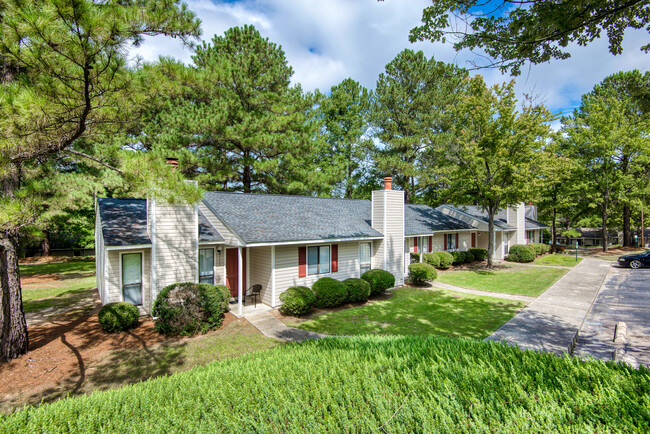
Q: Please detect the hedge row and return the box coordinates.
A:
[4,336,647,432]
[507,243,551,263]
[279,269,395,316]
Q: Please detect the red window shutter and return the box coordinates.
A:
[444,234,448,250]
[526,231,529,244]
[298,247,307,277]
[414,237,418,253]
[455,233,459,249]
[331,244,338,273]
[471,233,476,248]
[428,236,433,252]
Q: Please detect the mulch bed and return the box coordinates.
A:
[0,307,237,412]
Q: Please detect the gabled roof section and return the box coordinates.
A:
[525,218,549,230]
[97,198,151,246]
[202,192,383,244]
[198,209,224,242]
[405,204,475,235]
[438,204,516,230]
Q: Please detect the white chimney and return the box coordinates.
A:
[371,177,405,286]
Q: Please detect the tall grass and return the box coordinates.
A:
[2,336,648,432]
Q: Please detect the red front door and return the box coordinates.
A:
[226,248,247,298]
[471,233,476,248]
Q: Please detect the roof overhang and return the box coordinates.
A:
[106,244,152,251]
[245,236,384,248]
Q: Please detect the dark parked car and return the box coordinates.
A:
[617,250,650,269]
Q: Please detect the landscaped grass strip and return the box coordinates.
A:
[2,336,648,432]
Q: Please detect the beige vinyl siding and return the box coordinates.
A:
[198,202,240,246]
[106,249,152,311]
[95,207,106,304]
[249,246,273,305]
[154,203,197,298]
[274,241,364,302]
[371,191,385,271]
[382,191,404,286]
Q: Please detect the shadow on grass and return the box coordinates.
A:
[23,289,96,314]
[296,288,523,340]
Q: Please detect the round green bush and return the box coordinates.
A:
[98,302,139,333]
[422,252,440,268]
[361,269,396,297]
[279,286,316,316]
[528,243,543,256]
[468,248,488,261]
[408,263,438,286]
[464,251,475,263]
[343,278,371,303]
[452,251,465,265]
[507,245,537,263]
[312,277,348,308]
[433,251,453,269]
[152,282,230,336]
[410,252,421,263]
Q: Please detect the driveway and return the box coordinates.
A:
[574,265,650,367]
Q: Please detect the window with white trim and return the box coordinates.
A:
[359,242,371,276]
[122,252,142,306]
[308,245,330,275]
[420,236,429,253]
[199,248,215,284]
[446,234,456,250]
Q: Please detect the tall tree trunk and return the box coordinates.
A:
[42,230,51,256]
[345,164,353,199]
[1,163,28,362]
[242,164,251,193]
[551,207,557,245]
[487,208,495,269]
[602,195,609,253]
[623,205,632,246]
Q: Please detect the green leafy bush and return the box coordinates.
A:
[342,278,371,303]
[361,269,395,297]
[410,252,421,263]
[528,243,543,255]
[452,251,465,265]
[469,248,488,261]
[422,252,440,268]
[408,263,438,285]
[279,286,316,316]
[152,282,230,336]
[464,251,475,263]
[532,243,550,254]
[4,336,648,432]
[507,245,536,263]
[98,302,139,333]
[312,277,348,308]
[433,251,453,269]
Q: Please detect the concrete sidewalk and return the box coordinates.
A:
[246,311,327,342]
[486,258,610,356]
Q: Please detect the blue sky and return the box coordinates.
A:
[132,0,649,127]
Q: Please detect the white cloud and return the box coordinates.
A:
[131,0,649,114]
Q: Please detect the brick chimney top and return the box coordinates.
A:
[384,176,392,191]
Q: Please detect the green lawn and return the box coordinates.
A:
[292,287,523,339]
[3,336,648,432]
[533,254,582,267]
[20,259,96,313]
[436,264,567,297]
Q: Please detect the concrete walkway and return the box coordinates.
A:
[246,311,327,342]
[432,282,535,303]
[486,258,610,356]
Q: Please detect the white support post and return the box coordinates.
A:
[271,245,276,307]
[238,247,243,317]
[246,247,250,295]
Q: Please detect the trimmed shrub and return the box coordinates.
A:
[507,244,536,263]
[422,252,440,268]
[312,277,348,308]
[279,286,316,316]
[410,252,421,263]
[468,248,488,261]
[464,251,475,263]
[98,302,139,333]
[408,263,438,286]
[452,251,465,265]
[343,278,371,303]
[528,243,543,256]
[538,243,551,254]
[361,269,395,297]
[152,282,230,336]
[433,251,453,269]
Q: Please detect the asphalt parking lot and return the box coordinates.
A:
[574,263,650,367]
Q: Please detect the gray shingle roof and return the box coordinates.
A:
[405,204,475,235]
[202,192,383,244]
[438,204,516,230]
[97,198,151,246]
[199,209,224,242]
[525,218,549,230]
